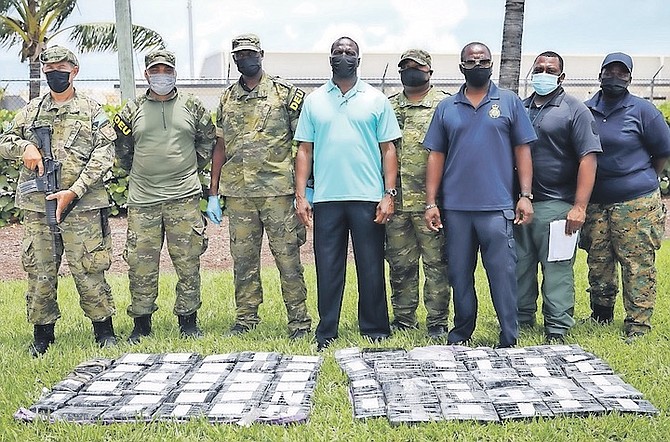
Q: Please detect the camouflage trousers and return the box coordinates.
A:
[226,196,311,333]
[22,209,115,325]
[385,210,450,329]
[580,191,666,333]
[124,195,208,318]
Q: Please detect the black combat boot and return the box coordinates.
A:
[127,315,152,344]
[591,304,614,324]
[29,323,55,358]
[178,312,203,338]
[92,317,118,348]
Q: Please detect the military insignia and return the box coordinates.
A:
[113,114,132,136]
[100,122,117,142]
[288,89,305,111]
[488,104,501,119]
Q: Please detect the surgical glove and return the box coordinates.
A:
[206,195,222,225]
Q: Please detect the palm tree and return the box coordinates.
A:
[0,0,165,100]
[499,0,526,94]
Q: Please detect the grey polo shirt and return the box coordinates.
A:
[523,87,602,203]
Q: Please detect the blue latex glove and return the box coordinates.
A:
[206,195,222,225]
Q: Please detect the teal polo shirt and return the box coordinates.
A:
[294,79,401,203]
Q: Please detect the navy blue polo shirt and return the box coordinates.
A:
[423,82,537,211]
[585,91,670,204]
[523,88,602,203]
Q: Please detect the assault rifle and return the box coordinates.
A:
[18,126,63,261]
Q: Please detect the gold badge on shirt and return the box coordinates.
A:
[488,104,501,119]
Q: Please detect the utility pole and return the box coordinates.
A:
[188,0,195,78]
[115,0,135,102]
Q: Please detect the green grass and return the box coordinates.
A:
[1,246,669,441]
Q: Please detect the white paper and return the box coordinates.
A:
[477,360,493,370]
[171,405,192,417]
[600,385,627,394]
[530,366,551,377]
[175,392,208,403]
[360,397,382,410]
[129,395,162,404]
[438,371,459,381]
[210,403,246,415]
[576,361,595,373]
[457,404,484,414]
[218,390,254,402]
[518,402,536,416]
[162,353,193,362]
[446,382,470,390]
[559,399,582,409]
[134,382,167,392]
[617,398,639,409]
[455,391,475,400]
[508,389,526,400]
[553,388,574,399]
[548,220,579,262]
[280,371,311,382]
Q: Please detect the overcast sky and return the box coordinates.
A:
[1,0,669,80]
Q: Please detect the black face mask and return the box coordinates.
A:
[400,68,430,87]
[463,66,492,88]
[330,54,358,78]
[600,77,629,98]
[45,70,71,93]
[236,56,262,77]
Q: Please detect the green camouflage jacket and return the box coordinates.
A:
[0,92,116,212]
[215,74,304,197]
[389,87,448,211]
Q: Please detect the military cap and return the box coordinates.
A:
[601,52,633,73]
[231,33,262,53]
[398,49,431,68]
[145,49,176,69]
[39,46,79,66]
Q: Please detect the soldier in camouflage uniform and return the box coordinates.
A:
[114,50,215,343]
[0,46,118,356]
[386,49,450,339]
[581,52,670,343]
[207,34,311,339]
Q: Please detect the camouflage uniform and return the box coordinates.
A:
[215,34,310,334]
[580,191,666,333]
[386,54,450,331]
[0,62,116,325]
[114,50,215,318]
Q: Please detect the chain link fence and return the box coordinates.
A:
[3,77,669,113]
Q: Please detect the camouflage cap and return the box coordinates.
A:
[145,49,176,69]
[231,33,262,53]
[39,46,79,66]
[398,49,432,68]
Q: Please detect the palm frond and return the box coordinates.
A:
[35,0,77,32]
[69,22,165,53]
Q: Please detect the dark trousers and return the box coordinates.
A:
[445,209,519,347]
[313,201,390,343]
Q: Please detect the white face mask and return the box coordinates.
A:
[148,73,176,95]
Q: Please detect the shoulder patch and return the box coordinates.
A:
[99,122,117,142]
[288,88,305,112]
[113,114,132,136]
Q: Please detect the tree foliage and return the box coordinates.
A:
[0,0,165,99]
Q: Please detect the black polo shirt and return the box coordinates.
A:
[523,87,602,203]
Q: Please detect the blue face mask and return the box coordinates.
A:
[531,72,560,96]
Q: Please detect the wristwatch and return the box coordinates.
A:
[519,192,534,201]
[385,188,398,198]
